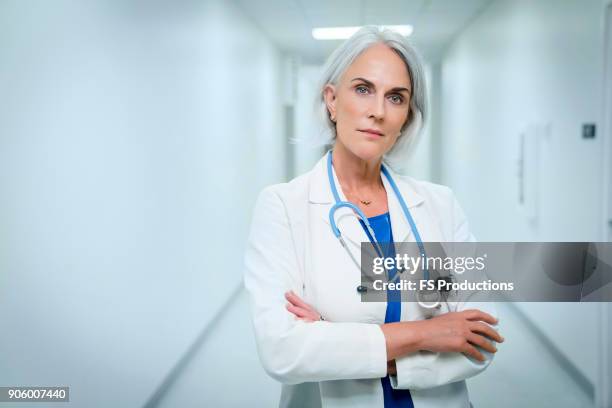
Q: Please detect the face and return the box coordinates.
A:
[324,43,412,162]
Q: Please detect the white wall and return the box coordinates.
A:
[605,2,612,243]
[293,64,326,175]
[0,0,284,406]
[440,0,605,242]
[438,0,608,387]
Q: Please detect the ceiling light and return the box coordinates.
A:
[312,25,413,40]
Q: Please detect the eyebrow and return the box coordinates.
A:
[351,77,411,95]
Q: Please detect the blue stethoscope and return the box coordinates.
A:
[326,150,444,310]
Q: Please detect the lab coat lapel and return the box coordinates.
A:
[381,165,425,243]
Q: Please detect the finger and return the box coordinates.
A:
[467,332,497,354]
[288,304,320,321]
[286,303,312,319]
[285,292,303,308]
[463,309,497,324]
[462,343,486,362]
[463,309,498,325]
[285,291,314,310]
[285,294,315,314]
[470,321,504,343]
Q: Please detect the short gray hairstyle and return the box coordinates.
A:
[314,25,428,172]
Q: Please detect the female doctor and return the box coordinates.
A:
[244,26,504,408]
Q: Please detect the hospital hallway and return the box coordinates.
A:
[1,0,612,407]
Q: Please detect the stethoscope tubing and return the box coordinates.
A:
[326,150,446,310]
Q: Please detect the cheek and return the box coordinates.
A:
[391,109,410,133]
[397,108,410,132]
[338,94,367,119]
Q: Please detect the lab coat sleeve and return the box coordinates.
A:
[243,186,388,385]
[390,191,498,390]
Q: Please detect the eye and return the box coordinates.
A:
[389,94,404,104]
[355,85,370,95]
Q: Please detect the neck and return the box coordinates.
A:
[331,142,383,192]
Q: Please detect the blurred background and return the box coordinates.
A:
[1,0,612,406]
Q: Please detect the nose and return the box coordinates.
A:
[368,94,385,121]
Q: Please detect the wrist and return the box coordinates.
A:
[381,321,424,360]
[400,320,424,355]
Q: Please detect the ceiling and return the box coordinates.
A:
[233,0,494,65]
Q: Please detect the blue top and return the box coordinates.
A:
[360,212,414,408]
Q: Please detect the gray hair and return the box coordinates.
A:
[314,25,428,172]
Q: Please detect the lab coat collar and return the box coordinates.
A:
[308,153,425,246]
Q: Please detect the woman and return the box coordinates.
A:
[244,26,503,408]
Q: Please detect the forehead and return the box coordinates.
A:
[341,43,411,90]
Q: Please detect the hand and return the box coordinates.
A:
[415,309,504,362]
[285,290,322,322]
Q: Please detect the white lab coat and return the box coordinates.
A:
[243,154,496,408]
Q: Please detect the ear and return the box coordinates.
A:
[323,84,337,120]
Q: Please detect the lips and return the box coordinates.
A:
[359,128,384,137]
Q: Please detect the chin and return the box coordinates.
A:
[347,141,386,162]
